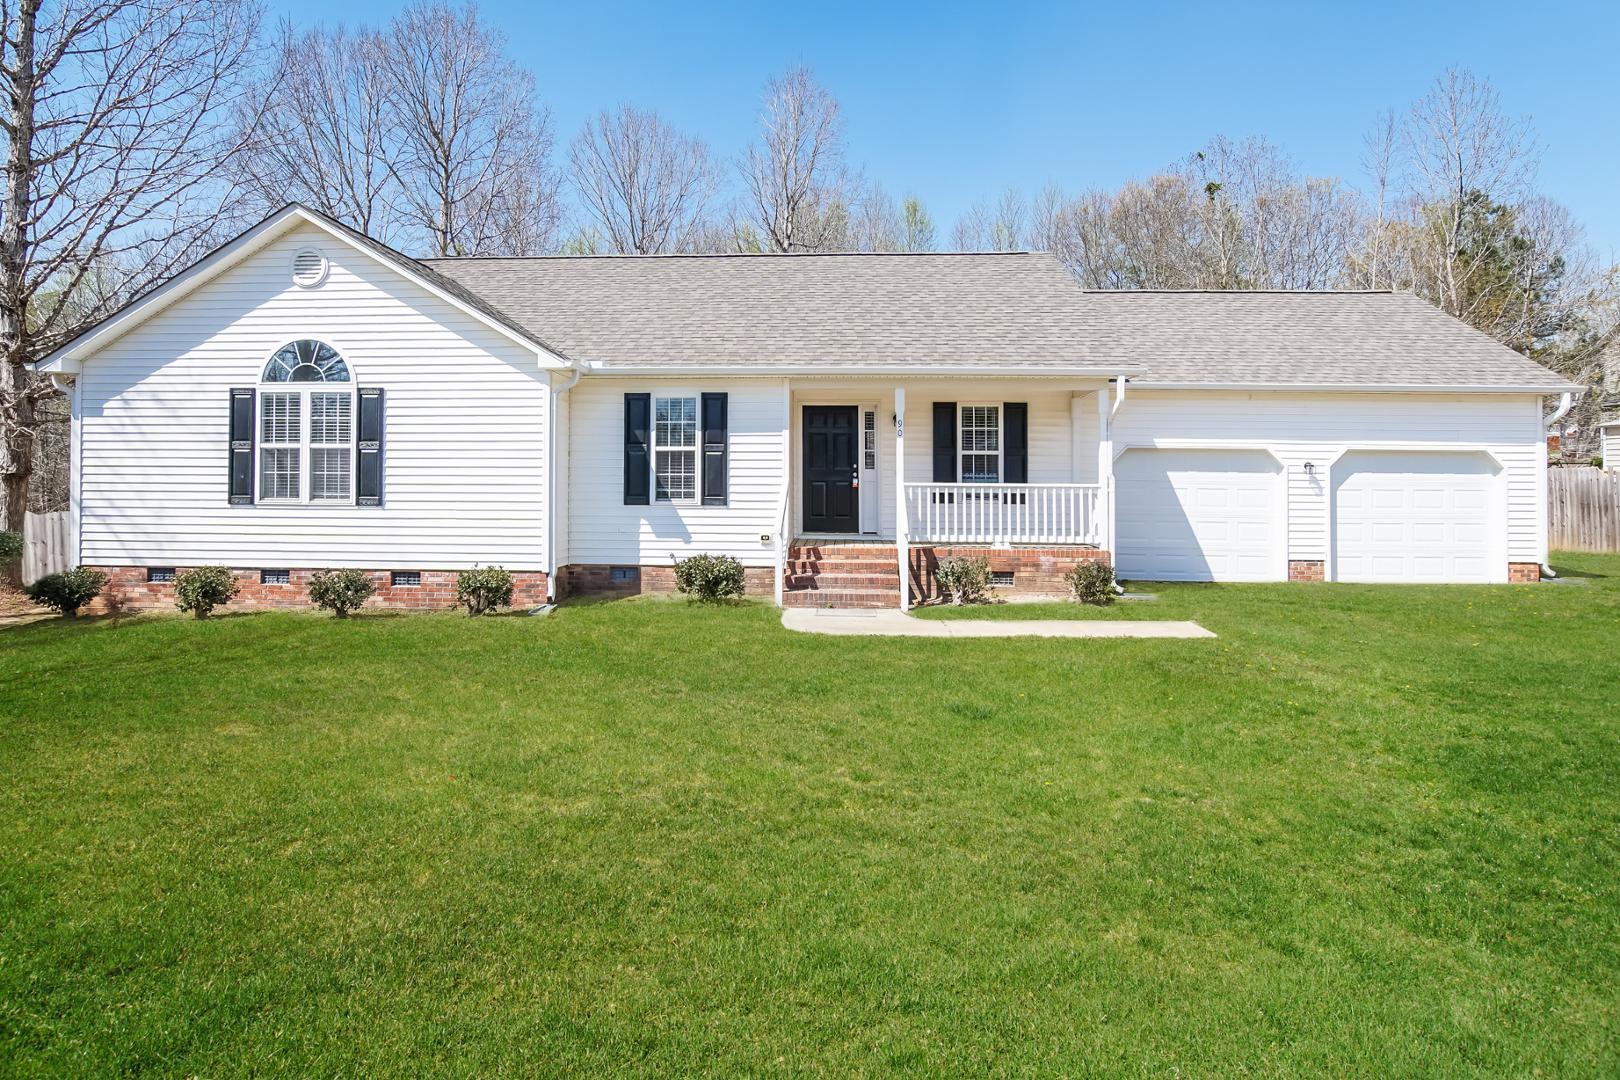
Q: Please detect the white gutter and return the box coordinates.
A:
[1110,375,1128,419]
[1133,381,1583,394]
[545,367,583,602]
[584,363,1137,379]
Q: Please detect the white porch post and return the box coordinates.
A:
[1097,384,1114,554]
[895,385,909,611]
[774,378,790,608]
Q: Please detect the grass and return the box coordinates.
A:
[1,553,1617,1076]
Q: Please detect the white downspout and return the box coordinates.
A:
[1540,391,1575,579]
[545,365,583,602]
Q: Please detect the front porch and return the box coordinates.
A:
[774,377,1123,609]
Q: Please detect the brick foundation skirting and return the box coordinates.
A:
[909,546,1110,604]
[1508,562,1542,583]
[1288,560,1326,582]
[87,566,549,614]
[557,563,776,599]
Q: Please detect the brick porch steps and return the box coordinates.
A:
[784,541,901,608]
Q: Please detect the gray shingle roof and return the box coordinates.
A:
[425,251,1577,390]
[423,251,1101,369]
[1084,290,1579,390]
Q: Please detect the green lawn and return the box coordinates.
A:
[2,554,1617,1076]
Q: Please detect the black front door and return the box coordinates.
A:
[803,406,859,533]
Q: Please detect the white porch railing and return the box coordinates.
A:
[903,483,1103,546]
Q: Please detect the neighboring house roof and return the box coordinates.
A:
[36,204,572,374]
[1082,290,1581,392]
[423,251,1120,374]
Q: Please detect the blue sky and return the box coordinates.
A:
[270,0,1620,258]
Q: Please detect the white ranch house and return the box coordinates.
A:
[36,205,1579,610]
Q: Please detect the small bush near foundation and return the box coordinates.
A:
[174,566,239,619]
[0,530,21,561]
[1065,560,1117,605]
[25,567,108,617]
[935,555,991,605]
[673,553,746,603]
[308,569,375,617]
[457,566,514,616]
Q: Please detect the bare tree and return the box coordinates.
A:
[847,181,901,252]
[380,1,560,256]
[236,20,396,236]
[1401,68,1537,320]
[0,0,262,579]
[954,188,1029,251]
[570,104,718,254]
[1356,108,1402,289]
[741,65,851,252]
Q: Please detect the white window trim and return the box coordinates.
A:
[959,402,1003,484]
[651,392,700,505]
[256,342,358,505]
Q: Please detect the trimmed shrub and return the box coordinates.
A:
[174,566,239,619]
[308,569,375,618]
[25,567,108,617]
[456,565,514,616]
[0,530,22,561]
[1065,559,1117,605]
[673,553,746,603]
[935,555,991,605]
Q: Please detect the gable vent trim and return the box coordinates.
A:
[291,248,329,288]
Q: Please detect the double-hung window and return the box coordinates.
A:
[308,392,353,500]
[257,339,355,503]
[960,404,1001,483]
[653,395,698,503]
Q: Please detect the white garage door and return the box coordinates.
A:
[1115,449,1283,581]
[1333,452,1500,583]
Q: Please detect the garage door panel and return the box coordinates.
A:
[1116,449,1282,582]
[1334,451,1500,584]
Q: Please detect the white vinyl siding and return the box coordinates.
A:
[1111,390,1546,565]
[76,223,552,570]
[569,378,785,567]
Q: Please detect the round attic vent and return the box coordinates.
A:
[291,248,328,288]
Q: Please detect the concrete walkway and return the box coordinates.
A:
[782,608,1215,638]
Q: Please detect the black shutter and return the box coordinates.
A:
[932,402,957,482]
[624,393,650,505]
[1004,402,1029,483]
[228,388,254,504]
[700,392,728,506]
[356,387,384,506]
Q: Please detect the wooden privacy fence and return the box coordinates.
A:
[23,510,71,581]
[1549,467,1620,552]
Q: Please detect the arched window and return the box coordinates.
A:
[256,341,355,501]
[262,339,350,383]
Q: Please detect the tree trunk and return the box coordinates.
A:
[0,1,39,587]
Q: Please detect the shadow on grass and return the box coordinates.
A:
[1548,562,1608,580]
